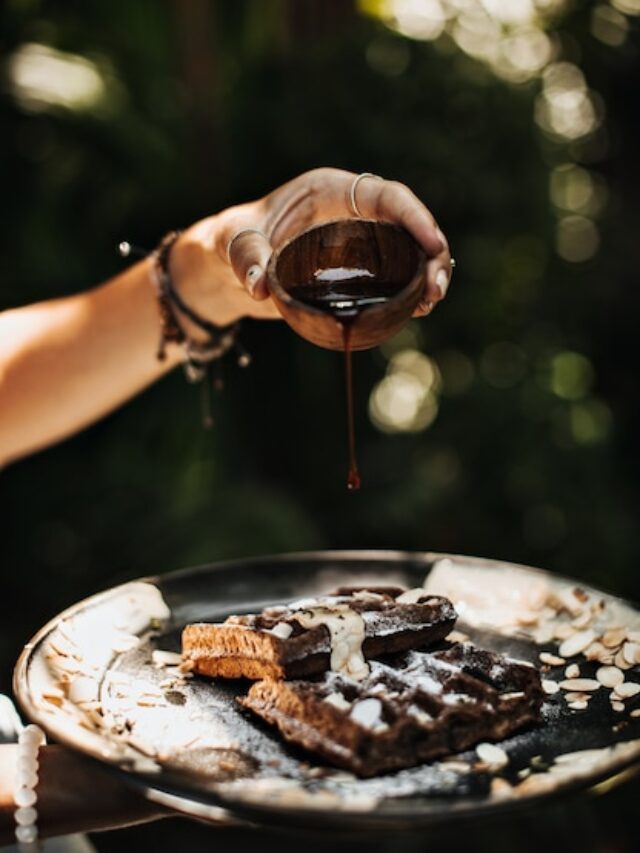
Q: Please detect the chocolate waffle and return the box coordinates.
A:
[241,643,543,777]
[182,587,456,681]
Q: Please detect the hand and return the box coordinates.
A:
[171,168,453,327]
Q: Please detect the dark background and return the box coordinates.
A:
[1,1,639,850]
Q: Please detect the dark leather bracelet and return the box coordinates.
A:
[153,230,246,376]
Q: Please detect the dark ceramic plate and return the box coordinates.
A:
[13,551,640,831]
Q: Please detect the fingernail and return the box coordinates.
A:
[245,265,262,295]
[435,268,450,299]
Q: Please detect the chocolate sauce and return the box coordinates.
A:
[289,274,402,491]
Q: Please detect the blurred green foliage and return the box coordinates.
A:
[1,0,639,698]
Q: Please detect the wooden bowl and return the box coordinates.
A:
[266,219,426,351]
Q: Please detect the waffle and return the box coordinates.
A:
[241,643,543,777]
[182,587,457,680]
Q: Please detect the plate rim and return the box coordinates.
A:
[12,548,640,830]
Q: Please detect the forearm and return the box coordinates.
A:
[0,255,182,467]
[0,744,164,844]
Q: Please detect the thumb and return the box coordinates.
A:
[227,228,273,300]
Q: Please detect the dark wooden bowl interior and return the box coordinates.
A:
[274,220,420,294]
[267,219,425,351]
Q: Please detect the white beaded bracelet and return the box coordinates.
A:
[14,723,46,850]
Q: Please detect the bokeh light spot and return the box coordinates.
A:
[7,42,106,112]
[570,399,612,445]
[591,5,629,45]
[549,351,594,400]
[556,214,600,262]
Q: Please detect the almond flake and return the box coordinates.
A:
[571,611,593,630]
[476,742,509,769]
[564,692,590,702]
[613,682,640,699]
[559,630,596,659]
[596,666,624,688]
[396,587,426,604]
[611,701,625,713]
[559,678,600,692]
[542,679,560,695]
[269,622,293,640]
[539,652,565,666]
[584,642,608,662]
[549,589,584,616]
[614,649,633,671]
[622,642,640,666]
[630,709,640,718]
[627,630,640,643]
[568,700,588,710]
[447,630,470,643]
[491,778,513,798]
[602,628,626,649]
[68,676,98,704]
[151,650,183,668]
[564,663,580,679]
[324,692,351,711]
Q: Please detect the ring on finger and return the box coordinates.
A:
[348,172,383,218]
[226,228,269,263]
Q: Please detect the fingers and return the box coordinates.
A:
[424,227,453,305]
[352,176,444,258]
[349,173,455,312]
[226,228,273,301]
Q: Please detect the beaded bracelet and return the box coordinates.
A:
[13,723,46,850]
[120,232,251,426]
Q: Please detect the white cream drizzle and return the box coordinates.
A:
[293,604,369,680]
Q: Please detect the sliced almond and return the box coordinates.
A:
[596,666,624,688]
[564,663,580,679]
[539,652,565,666]
[564,691,590,702]
[491,777,513,798]
[630,708,640,718]
[542,679,560,695]
[549,588,584,616]
[568,700,588,710]
[611,701,625,713]
[559,678,601,692]
[622,642,640,666]
[447,630,470,643]
[151,650,183,668]
[584,642,608,662]
[614,649,633,671]
[613,682,640,699]
[476,742,509,769]
[602,628,627,649]
[68,676,98,704]
[571,610,593,630]
[627,630,640,643]
[559,630,596,659]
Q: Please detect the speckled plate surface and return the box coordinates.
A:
[13,551,640,831]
